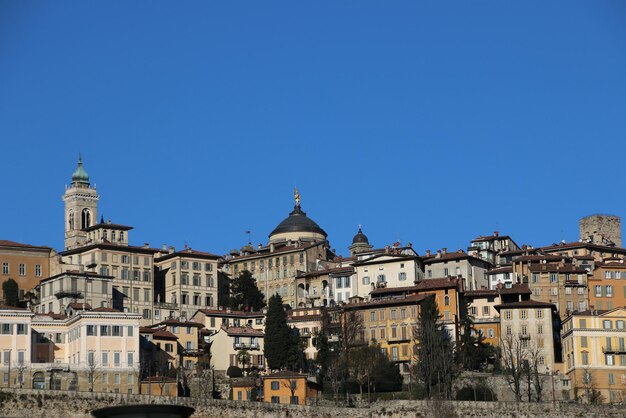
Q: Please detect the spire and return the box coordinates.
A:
[71,155,90,185]
[294,187,301,207]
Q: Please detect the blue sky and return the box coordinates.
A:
[1,2,625,256]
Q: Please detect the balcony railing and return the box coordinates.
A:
[154,301,178,309]
[233,342,260,350]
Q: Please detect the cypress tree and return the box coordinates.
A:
[264,294,301,371]
[2,278,19,307]
[227,270,265,311]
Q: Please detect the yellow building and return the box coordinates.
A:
[562,308,626,403]
[287,307,323,360]
[261,370,320,405]
[463,289,501,346]
[231,377,257,401]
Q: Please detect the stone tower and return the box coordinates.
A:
[579,214,621,247]
[62,157,99,250]
[349,226,373,256]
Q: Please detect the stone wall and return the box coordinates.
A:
[0,388,623,418]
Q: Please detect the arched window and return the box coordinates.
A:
[68,211,74,230]
[444,295,450,306]
[81,209,91,229]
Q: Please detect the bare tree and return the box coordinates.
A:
[578,367,603,404]
[500,333,527,402]
[340,310,364,402]
[13,360,28,389]
[527,344,545,402]
[86,354,100,392]
[281,378,299,404]
[325,355,342,405]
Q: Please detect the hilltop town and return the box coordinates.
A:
[0,158,624,406]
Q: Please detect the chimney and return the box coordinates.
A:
[258,244,262,250]
[107,219,112,225]
[442,248,447,255]
[494,230,499,237]
[385,246,390,254]
[169,246,175,254]
[143,243,150,249]
[426,250,431,257]
[407,243,412,248]
[162,244,167,251]
[436,250,442,258]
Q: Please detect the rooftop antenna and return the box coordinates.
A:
[245,230,252,245]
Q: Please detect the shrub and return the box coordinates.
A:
[227,366,243,378]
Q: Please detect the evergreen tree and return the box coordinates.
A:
[412,295,457,399]
[227,270,265,311]
[2,278,19,307]
[456,302,490,371]
[264,294,301,371]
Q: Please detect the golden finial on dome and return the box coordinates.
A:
[294,187,300,206]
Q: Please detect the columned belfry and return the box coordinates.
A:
[62,156,99,250]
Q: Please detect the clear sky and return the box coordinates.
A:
[1,2,625,256]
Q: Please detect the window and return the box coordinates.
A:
[271,396,280,403]
[617,320,625,330]
[537,324,543,334]
[16,324,27,335]
[362,276,370,285]
[377,274,386,283]
[550,273,558,283]
[505,310,511,320]
[127,326,134,336]
[143,309,151,319]
[182,274,189,285]
[112,326,122,337]
[607,285,613,297]
[121,255,129,264]
[87,325,97,336]
[444,295,450,306]
[532,273,538,283]
[391,309,396,319]
[193,275,200,286]
[595,285,602,297]
[35,264,42,277]
[488,328,494,338]
[581,336,587,348]
[606,354,615,366]
[114,352,121,367]
[1,263,8,275]
[581,351,588,366]
[398,272,407,281]
[506,325,512,335]
[579,319,587,328]
[102,352,109,366]
[143,271,150,282]
[165,343,173,352]
[270,381,280,390]
[370,311,376,322]
[603,320,612,330]
[17,263,25,276]
[521,310,527,319]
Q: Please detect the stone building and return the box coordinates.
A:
[580,214,621,247]
[63,157,100,251]
[223,191,333,308]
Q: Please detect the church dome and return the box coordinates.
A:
[71,157,90,184]
[352,227,369,244]
[269,204,327,241]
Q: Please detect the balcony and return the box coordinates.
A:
[519,334,531,340]
[55,291,83,300]
[603,347,626,355]
[154,301,178,309]
[233,342,260,350]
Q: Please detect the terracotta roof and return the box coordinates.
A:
[60,242,162,256]
[369,277,461,298]
[471,234,511,243]
[155,248,222,262]
[226,240,326,262]
[344,294,428,310]
[352,253,417,267]
[464,289,498,298]
[422,250,490,265]
[296,266,354,279]
[497,284,532,295]
[224,326,264,337]
[67,303,92,310]
[152,319,204,328]
[195,308,264,318]
[287,314,322,323]
[0,306,30,311]
[513,254,564,262]
[0,240,53,250]
[152,329,178,340]
[527,263,588,274]
[486,266,513,275]
[140,327,157,334]
[262,370,307,379]
[540,241,626,253]
[90,307,122,313]
[39,271,114,284]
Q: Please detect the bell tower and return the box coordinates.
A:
[62,156,99,250]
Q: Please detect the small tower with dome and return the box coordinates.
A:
[349,225,373,256]
[62,156,99,250]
